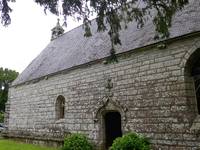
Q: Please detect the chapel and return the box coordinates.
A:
[4,0,200,149]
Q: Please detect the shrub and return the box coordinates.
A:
[63,133,93,150]
[0,112,4,123]
[109,132,151,150]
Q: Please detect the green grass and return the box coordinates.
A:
[0,139,60,150]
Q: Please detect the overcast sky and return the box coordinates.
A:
[0,0,81,73]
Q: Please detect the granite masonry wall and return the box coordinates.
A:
[6,35,200,149]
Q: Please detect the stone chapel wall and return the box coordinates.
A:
[6,35,200,149]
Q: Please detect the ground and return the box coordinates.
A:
[0,139,60,150]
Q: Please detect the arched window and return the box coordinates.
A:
[185,49,200,114]
[55,95,65,120]
[192,60,200,114]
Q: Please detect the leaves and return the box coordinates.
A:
[0,67,18,112]
[109,132,151,150]
[0,0,14,26]
[34,0,189,62]
[63,133,93,150]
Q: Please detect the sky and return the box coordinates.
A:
[0,0,81,73]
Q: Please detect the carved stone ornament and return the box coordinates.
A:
[92,78,128,124]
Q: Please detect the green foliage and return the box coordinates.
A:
[0,139,59,150]
[35,0,188,42]
[37,0,188,62]
[0,0,14,26]
[0,112,4,123]
[105,47,118,64]
[1,0,189,41]
[109,132,151,150]
[0,67,18,112]
[63,133,93,150]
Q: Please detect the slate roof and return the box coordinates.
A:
[13,0,200,85]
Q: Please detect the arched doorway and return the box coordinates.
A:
[104,111,122,149]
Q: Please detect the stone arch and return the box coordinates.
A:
[179,41,200,69]
[94,97,126,150]
[173,41,200,117]
[94,97,127,125]
[92,96,128,149]
[55,95,65,120]
[182,47,200,116]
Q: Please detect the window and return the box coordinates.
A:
[184,48,200,115]
[191,56,200,114]
[55,95,65,120]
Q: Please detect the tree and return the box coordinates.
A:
[0,67,18,112]
[1,0,189,60]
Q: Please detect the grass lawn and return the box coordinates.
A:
[0,139,60,150]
